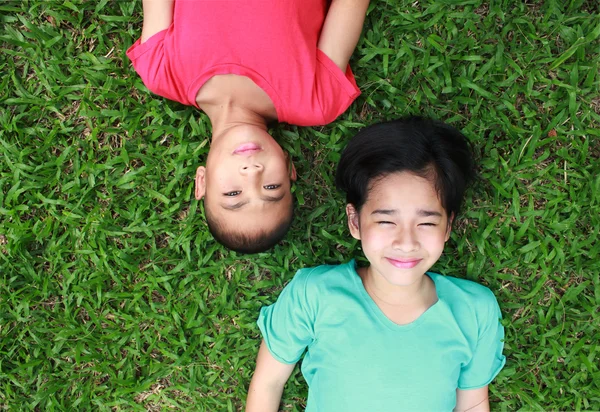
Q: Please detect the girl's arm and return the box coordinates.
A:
[454,387,490,412]
[317,0,370,71]
[141,0,174,43]
[246,340,296,412]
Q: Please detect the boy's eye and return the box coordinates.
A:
[264,184,281,190]
[419,223,437,227]
[377,221,394,225]
[224,191,241,196]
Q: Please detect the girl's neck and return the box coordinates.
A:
[359,266,438,325]
[360,266,436,307]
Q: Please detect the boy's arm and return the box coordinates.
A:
[246,340,296,412]
[141,0,174,43]
[454,387,490,412]
[317,0,370,71]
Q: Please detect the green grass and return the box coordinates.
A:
[1,0,599,410]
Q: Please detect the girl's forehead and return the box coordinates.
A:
[364,172,445,210]
[368,171,438,195]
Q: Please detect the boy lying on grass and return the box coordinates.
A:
[127,0,369,253]
[246,117,506,411]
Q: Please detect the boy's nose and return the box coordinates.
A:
[240,163,264,174]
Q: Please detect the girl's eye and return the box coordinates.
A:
[419,223,437,227]
[377,221,394,225]
[224,191,241,196]
[264,184,281,190]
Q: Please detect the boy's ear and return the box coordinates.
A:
[195,166,206,200]
[346,204,361,240]
[289,161,297,181]
[445,212,454,241]
[287,155,297,181]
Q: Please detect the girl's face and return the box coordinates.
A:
[347,171,452,287]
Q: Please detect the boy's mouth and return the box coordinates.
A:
[386,258,422,269]
[233,143,262,155]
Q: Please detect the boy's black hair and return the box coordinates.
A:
[335,116,475,218]
[205,202,294,254]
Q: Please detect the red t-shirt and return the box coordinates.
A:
[126,0,360,126]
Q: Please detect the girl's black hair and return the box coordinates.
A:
[335,116,475,217]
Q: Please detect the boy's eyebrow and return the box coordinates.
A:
[220,194,285,211]
[371,209,443,217]
[221,200,250,211]
[260,193,285,202]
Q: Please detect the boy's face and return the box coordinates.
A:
[195,126,296,235]
[347,171,451,287]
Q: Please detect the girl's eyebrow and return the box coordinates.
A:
[371,209,442,217]
[371,209,396,215]
[417,209,443,217]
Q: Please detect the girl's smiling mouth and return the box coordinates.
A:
[386,258,422,269]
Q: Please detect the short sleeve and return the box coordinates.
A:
[257,268,317,364]
[126,29,186,104]
[314,49,361,125]
[458,291,507,389]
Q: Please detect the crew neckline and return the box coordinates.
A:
[187,63,285,122]
[346,259,442,332]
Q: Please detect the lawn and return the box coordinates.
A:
[1,0,599,410]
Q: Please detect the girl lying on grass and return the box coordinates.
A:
[127,0,369,253]
[246,117,506,411]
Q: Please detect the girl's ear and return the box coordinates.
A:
[346,204,361,240]
[195,166,206,200]
[445,212,454,242]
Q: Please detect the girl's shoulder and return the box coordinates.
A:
[429,273,498,304]
[428,273,502,325]
[282,260,358,302]
[293,259,355,278]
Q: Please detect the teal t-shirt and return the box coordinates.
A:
[257,260,506,411]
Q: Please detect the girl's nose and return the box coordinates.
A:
[392,228,419,252]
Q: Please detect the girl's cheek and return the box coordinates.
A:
[421,231,445,246]
[364,231,386,249]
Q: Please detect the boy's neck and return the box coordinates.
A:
[207,104,269,142]
[195,74,277,139]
